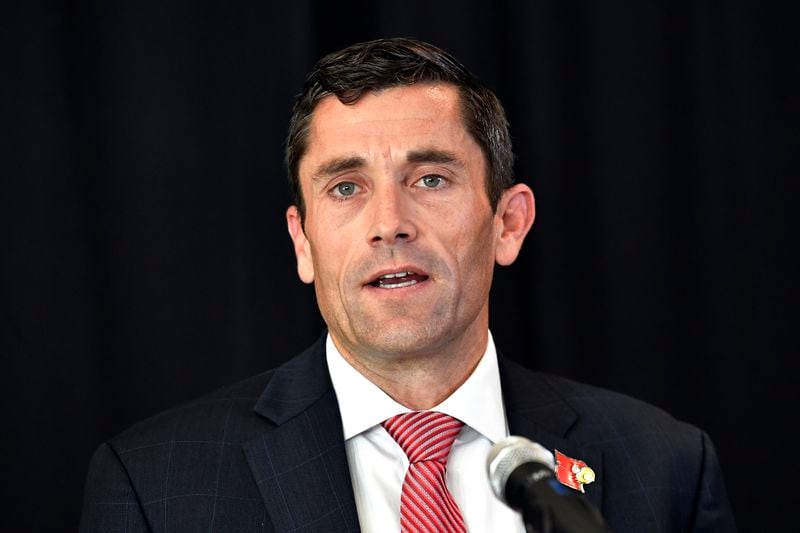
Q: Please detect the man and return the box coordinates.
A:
[81,38,736,532]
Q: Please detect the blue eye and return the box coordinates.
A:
[333,182,358,197]
[418,175,444,188]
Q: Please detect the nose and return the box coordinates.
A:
[366,184,418,247]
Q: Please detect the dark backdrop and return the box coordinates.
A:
[2,1,796,531]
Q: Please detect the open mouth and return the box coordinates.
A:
[368,271,429,289]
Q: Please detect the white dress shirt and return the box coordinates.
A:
[326,332,526,533]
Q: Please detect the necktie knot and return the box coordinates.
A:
[383,411,464,464]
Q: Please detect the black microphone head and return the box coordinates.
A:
[486,436,555,504]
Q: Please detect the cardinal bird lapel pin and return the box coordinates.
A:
[554,449,596,493]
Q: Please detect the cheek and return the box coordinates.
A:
[446,217,497,280]
[309,232,356,297]
[310,240,340,281]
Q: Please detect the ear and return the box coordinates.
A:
[286,205,315,284]
[494,183,535,266]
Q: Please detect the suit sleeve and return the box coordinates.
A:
[80,442,151,533]
[690,432,738,533]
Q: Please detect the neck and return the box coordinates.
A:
[331,324,489,410]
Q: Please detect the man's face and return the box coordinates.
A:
[287,83,509,360]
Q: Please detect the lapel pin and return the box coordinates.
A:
[554,449,595,493]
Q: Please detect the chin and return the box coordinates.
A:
[354,321,454,357]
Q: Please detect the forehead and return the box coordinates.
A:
[315,83,460,123]
[299,83,483,176]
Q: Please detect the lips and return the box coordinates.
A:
[367,270,430,289]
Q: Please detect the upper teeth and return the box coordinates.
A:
[380,271,414,279]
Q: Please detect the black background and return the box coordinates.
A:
[2,1,797,531]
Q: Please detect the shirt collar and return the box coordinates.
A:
[326,331,508,444]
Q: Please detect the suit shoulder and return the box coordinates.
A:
[551,372,694,429]
[542,372,676,414]
[83,369,282,530]
[107,368,277,455]
[526,372,735,531]
[531,369,703,442]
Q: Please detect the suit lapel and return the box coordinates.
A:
[242,337,360,533]
[499,356,605,512]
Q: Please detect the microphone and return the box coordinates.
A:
[487,436,610,533]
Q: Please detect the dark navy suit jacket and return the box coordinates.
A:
[80,336,737,532]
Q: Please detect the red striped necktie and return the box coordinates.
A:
[382,411,467,533]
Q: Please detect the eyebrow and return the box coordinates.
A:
[310,149,464,181]
[311,156,367,181]
[406,149,464,167]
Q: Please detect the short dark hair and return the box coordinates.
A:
[285,37,515,216]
